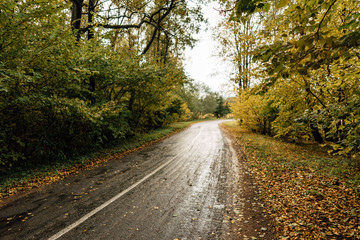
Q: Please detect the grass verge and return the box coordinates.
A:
[0,120,205,201]
[221,121,360,239]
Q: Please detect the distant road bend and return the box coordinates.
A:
[0,120,240,239]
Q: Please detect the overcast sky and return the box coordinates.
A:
[184,1,234,95]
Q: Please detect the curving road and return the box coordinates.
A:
[0,120,240,239]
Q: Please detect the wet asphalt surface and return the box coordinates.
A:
[0,120,240,239]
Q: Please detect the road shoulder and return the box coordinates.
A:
[220,122,276,240]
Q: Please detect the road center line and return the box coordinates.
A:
[48,126,203,240]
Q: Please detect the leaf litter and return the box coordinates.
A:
[222,122,360,239]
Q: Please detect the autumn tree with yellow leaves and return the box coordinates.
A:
[220,0,360,159]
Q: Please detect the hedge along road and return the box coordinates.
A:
[0,120,240,239]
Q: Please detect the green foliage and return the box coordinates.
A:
[0,0,202,171]
[214,96,230,118]
[0,94,132,167]
[177,82,228,119]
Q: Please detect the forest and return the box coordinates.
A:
[1,0,359,178]
[217,0,360,160]
[0,0,231,170]
[1,0,360,238]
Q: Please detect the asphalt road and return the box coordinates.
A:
[0,120,240,240]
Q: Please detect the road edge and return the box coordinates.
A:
[220,121,277,240]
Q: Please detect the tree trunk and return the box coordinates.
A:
[302,78,324,143]
[71,0,84,41]
[88,0,96,40]
[310,123,324,143]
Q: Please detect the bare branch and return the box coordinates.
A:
[315,0,338,41]
[141,0,178,54]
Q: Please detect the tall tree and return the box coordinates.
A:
[214,14,258,89]
[224,0,360,156]
[67,0,205,59]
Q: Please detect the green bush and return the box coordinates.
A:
[0,95,133,169]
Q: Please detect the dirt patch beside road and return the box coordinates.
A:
[220,123,276,240]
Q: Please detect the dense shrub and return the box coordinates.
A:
[0,95,133,168]
[231,89,276,135]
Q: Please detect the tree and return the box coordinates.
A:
[214,96,230,118]
[0,0,206,169]
[222,0,360,157]
[214,13,259,89]
[66,0,206,57]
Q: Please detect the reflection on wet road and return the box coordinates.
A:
[0,120,240,239]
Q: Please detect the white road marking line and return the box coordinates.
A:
[48,125,203,240]
[48,154,178,240]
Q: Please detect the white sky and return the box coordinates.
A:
[184,1,234,95]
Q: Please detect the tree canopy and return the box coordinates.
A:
[217,0,360,159]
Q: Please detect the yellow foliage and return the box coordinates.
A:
[180,103,192,121]
[231,89,268,133]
